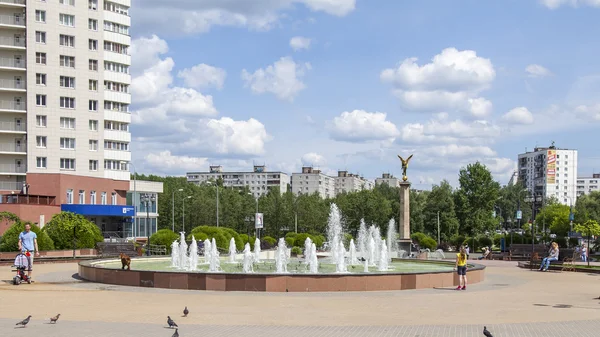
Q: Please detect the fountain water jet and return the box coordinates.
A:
[326,204,343,264]
[308,243,319,273]
[357,219,368,255]
[228,238,236,263]
[242,243,254,273]
[304,237,313,265]
[275,238,289,273]
[253,238,261,263]
[372,225,382,264]
[378,239,389,271]
[367,236,376,265]
[203,239,212,264]
[178,232,188,270]
[336,241,347,273]
[387,218,398,260]
[188,236,199,271]
[170,241,180,268]
[208,238,220,272]
[349,239,359,265]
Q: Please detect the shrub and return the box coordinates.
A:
[343,233,353,247]
[285,237,295,247]
[291,246,302,255]
[294,233,312,248]
[262,236,277,249]
[449,235,466,250]
[477,236,493,251]
[43,212,102,250]
[285,232,298,239]
[313,235,325,249]
[188,226,242,251]
[0,221,54,252]
[411,232,437,250]
[150,229,179,253]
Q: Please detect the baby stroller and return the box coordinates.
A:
[12,251,32,285]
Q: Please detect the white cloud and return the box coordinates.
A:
[381,48,496,113]
[301,152,326,166]
[502,107,534,125]
[241,56,311,101]
[177,64,227,90]
[399,118,501,144]
[468,97,493,118]
[290,36,312,51]
[132,0,356,35]
[422,144,497,157]
[574,104,600,121]
[327,110,400,142]
[526,64,552,78]
[145,151,208,173]
[540,0,600,9]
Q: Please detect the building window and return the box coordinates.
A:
[36,94,47,107]
[103,41,129,55]
[89,59,98,71]
[36,115,47,127]
[60,76,75,88]
[59,14,75,27]
[90,191,97,204]
[88,19,98,31]
[60,159,76,170]
[60,55,75,68]
[104,1,129,15]
[89,160,98,171]
[66,189,74,204]
[104,61,129,74]
[89,80,98,91]
[60,97,76,109]
[78,190,85,204]
[35,10,46,23]
[104,141,129,151]
[36,52,47,65]
[104,81,129,93]
[104,160,127,171]
[104,101,129,113]
[59,34,75,47]
[36,73,46,85]
[60,137,76,150]
[89,0,98,10]
[89,139,98,151]
[89,120,98,131]
[104,21,130,35]
[89,39,98,51]
[60,0,75,5]
[101,192,107,205]
[89,100,98,111]
[104,120,129,131]
[111,192,117,205]
[36,157,47,169]
[35,31,46,44]
[36,136,47,148]
[60,117,76,129]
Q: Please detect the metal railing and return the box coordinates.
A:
[0,163,26,173]
[0,0,26,5]
[0,79,25,90]
[0,142,26,152]
[0,181,21,191]
[0,14,25,26]
[0,121,26,132]
[0,36,25,47]
[0,100,26,110]
[0,57,25,68]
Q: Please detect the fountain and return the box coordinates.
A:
[253,238,261,263]
[203,239,212,264]
[188,236,199,271]
[357,219,368,255]
[308,243,319,273]
[371,225,382,264]
[387,218,398,259]
[349,239,359,265]
[275,238,289,273]
[228,238,237,263]
[170,241,179,268]
[336,241,347,273]
[242,243,254,273]
[327,203,343,264]
[178,232,188,270]
[363,258,369,272]
[304,237,313,264]
[367,236,376,265]
[208,238,220,272]
[378,239,389,271]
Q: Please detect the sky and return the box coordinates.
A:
[128,0,600,190]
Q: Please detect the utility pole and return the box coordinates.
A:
[437,211,440,245]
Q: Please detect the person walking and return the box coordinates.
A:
[539,241,559,272]
[581,243,588,262]
[455,246,468,290]
[17,224,39,282]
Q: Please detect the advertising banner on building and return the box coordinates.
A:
[255,213,264,229]
[546,149,556,184]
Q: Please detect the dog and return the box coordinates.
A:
[120,253,131,271]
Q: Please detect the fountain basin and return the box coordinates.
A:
[78,258,485,292]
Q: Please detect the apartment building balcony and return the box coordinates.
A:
[0,99,25,112]
[0,163,25,174]
[0,78,25,92]
[0,57,25,70]
[0,181,21,191]
[0,121,25,133]
[0,0,26,8]
[0,36,24,50]
[0,14,25,29]
[0,142,25,154]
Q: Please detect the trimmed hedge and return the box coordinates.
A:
[188,226,243,251]
[411,232,437,251]
[150,229,179,253]
[0,222,54,252]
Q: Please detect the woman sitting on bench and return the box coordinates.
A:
[478,246,491,260]
[539,242,559,272]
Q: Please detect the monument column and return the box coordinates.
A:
[399,181,411,239]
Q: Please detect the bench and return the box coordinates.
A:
[509,244,548,261]
[96,242,139,257]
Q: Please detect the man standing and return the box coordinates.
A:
[18,224,39,282]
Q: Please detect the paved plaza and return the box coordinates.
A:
[1,260,600,336]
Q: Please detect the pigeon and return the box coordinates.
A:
[172,328,179,337]
[50,314,61,324]
[483,326,493,337]
[15,315,31,327]
[167,316,178,328]
[183,306,189,317]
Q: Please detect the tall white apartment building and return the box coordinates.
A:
[576,174,599,197]
[291,166,335,199]
[0,0,133,234]
[375,173,401,188]
[187,165,290,198]
[334,170,374,194]
[517,144,578,205]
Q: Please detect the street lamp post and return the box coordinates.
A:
[526,193,542,269]
[248,192,259,236]
[208,181,219,227]
[172,188,183,232]
[565,196,574,247]
[141,193,156,256]
[182,196,191,234]
[127,161,137,241]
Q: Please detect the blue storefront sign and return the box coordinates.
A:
[61,204,135,217]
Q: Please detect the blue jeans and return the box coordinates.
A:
[582,255,587,262]
[540,257,557,270]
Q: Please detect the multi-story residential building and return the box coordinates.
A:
[0,0,134,237]
[577,174,600,197]
[517,144,578,205]
[334,170,374,194]
[507,170,518,186]
[375,173,401,188]
[186,165,290,197]
[291,166,335,199]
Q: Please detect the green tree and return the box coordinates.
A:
[424,180,459,242]
[495,182,531,230]
[409,189,428,234]
[535,202,571,236]
[455,162,501,236]
[574,220,600,266]
[574,191,600,224]
[0,222,54,252]
[43,212,103,250]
